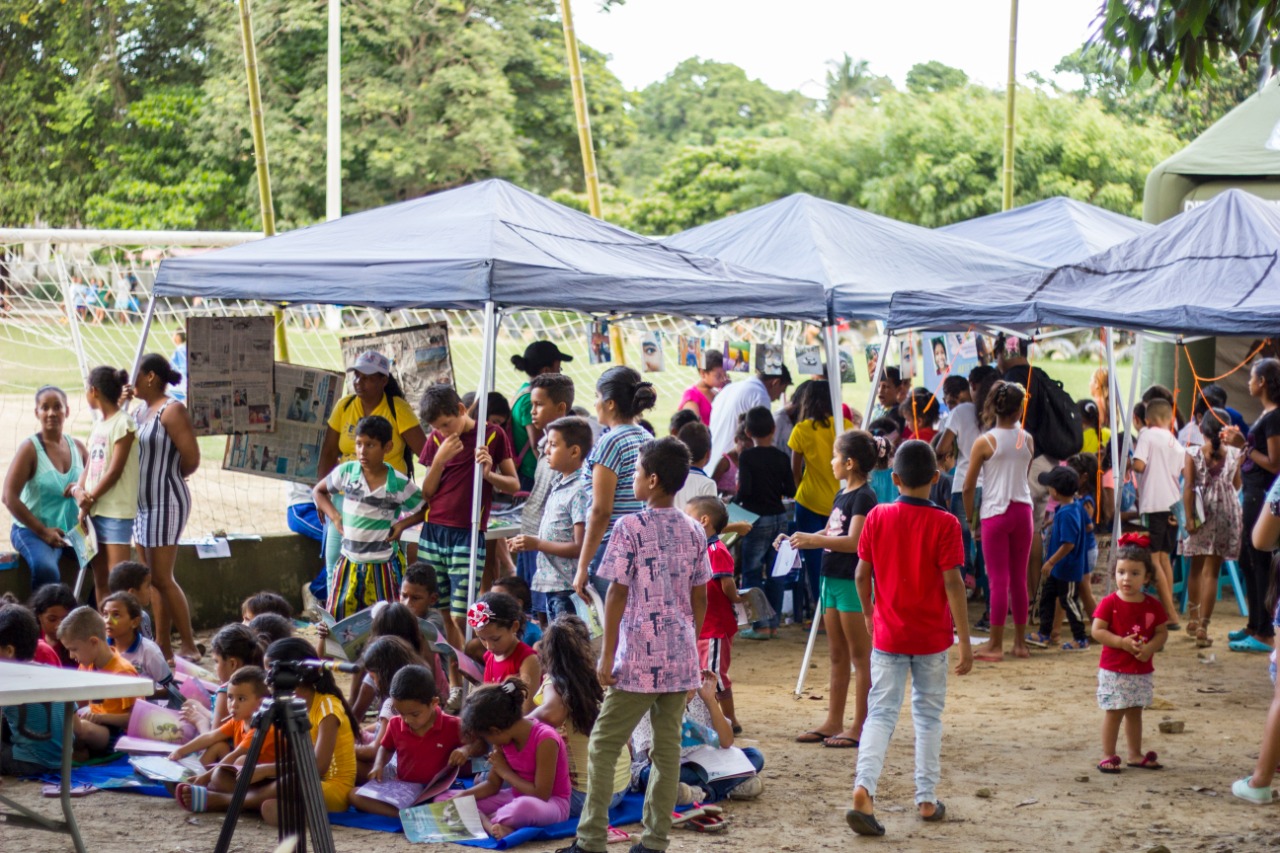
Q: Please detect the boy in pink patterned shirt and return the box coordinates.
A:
[557,437,710,853]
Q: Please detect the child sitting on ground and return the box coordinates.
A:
[1027,468,1091,651]
[316,415,427,621]
[440,678,570,839]
[28,583,77,667]
[169,665,276,775]
[469,592,540,712]
[491,575,543,646]
[510,415,592,623]
[631,670,764,804]
[531,616,631,817]
[848,440,971,837]
[349,602,447,718]
[687,495,746,732]
[181,623,264,734]
[1093,533,1168,774]
[0,603,66,776]
[108,560,155,639]
[241,591,293,623]
[399,561,448,634]
[350,664,464,817]
[101,591,176,701]
[352,636,429,778]
[57,605,141,755]
[248,613,294,646]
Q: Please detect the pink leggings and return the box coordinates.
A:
[448,787,570,829]
[981,502,1034,628]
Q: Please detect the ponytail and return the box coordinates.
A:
[460,676,527,736]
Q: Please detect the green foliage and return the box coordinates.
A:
[1089,0,1280,84]
[905,61,970,94]
[825,54,895,114]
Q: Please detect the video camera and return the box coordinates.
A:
[265,658,359,692]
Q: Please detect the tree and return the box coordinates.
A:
[623,138,763,235]
[825,54,894,114]
[1089,0,1278,84]
[905,61,969,94]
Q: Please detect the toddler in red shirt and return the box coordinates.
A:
[1091,533,1168,774]
[687,495,746,731]
[848,440,971,838]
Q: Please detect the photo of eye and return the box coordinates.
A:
[640,331,664,372]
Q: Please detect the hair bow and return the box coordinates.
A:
[1118,532,1151,549]
[467,601,493,630]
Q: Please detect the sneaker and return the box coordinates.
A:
[975,614,991,633]
[628,844,662,853]
[555,845,606,853]
[675,781,707,805]
[1231,776,1277,805]
[1062,639,1089,651]
[728,774,764,800]
[738,629,773,641]
[445,686,464,714]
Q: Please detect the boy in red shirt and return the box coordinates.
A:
[687,495,745,732]
[848,440,972,838]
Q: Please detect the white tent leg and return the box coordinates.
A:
[465,300,498,642]
[130,295,158,380]
[1109,332,1144,592]
[865,325,893,425]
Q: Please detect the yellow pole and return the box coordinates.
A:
[1001,0,1019,211]
[559,0,603,219]
[236,0,290,361]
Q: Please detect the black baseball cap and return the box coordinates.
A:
[1037,466,1079,497]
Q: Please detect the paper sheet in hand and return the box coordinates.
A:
[400,795,488,843]
[683,745,757,782]
[772,540,801,578]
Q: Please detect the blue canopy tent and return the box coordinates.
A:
[937,196,1153,266]
[667,192,1046,694]
[148,179,826,636]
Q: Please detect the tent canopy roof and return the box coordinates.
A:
[1152,76,1280,179]
[887,189,1280,336]
[938,196,1152,266]
[154,179,826,321]
[664,193,1046,321]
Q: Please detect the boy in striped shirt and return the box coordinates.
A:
[314,415,426,619]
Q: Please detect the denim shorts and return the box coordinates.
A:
[91,515,135,546]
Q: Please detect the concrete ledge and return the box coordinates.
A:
[0,534,320,630]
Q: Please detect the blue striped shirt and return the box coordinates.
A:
[585,424,650,549]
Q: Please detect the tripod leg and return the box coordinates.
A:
[213,700,274,853]
[279,698,336,853]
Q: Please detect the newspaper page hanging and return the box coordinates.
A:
[222,363,341,483]
[340,321,454,406]
[187,316,275,436]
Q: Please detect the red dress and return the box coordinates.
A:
[483,641,536,684]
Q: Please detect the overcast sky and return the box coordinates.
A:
[572,0,1105,97]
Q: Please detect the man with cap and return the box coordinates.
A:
[510,340,573,491]
[1028,466,1091,650]
[316,350,427,589]
[707,365,792,479]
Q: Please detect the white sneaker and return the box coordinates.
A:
[727,775,764,800]
[445,686,464,714]
[675,782,708,805]
[300,582,324,622]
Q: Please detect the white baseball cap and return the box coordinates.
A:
[349,350,391,376]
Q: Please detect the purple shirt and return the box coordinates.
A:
[598,507,712,693]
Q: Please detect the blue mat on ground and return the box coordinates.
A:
[330,791,647,849]
[40,757,169,797]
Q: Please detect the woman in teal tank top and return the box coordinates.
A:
[2,386,87,588]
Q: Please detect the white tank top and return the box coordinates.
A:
[979,426,1033,519]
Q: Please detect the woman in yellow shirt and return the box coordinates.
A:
[787,381,854,622]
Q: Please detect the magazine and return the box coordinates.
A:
[400,795,488,843]
[354,763,459,811]
[63,520,97,569]
[573,585,606,640]
[126,699,197,744]
[320,608,442,662]
[129,755,205,783]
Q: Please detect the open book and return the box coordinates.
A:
[126,699,197,745]
[733,587,776,627]
[129,755,205,783]
[400,794,487,843]
[683,745,757,782]
[320,608,445,662]
[353,762,459,811]
[573,585,606,640]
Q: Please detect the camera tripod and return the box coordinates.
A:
[213,659,354,853]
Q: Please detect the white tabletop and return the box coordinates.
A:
[0,660,153,705]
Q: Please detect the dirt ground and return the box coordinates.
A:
[3,595,1277,853]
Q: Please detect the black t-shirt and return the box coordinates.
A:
[736,445,795,517]
[1002,364,1051,449]
[821,484,878,580]
[1243,408,1280,492]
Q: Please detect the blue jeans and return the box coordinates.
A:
[10,524,72,589]
[287,502,328,599]
[587,543,612,599]
[793,503,826,619]
[947,492,972,575]
[543,590,577,621]
[516,549,548,614]
[739,512,788,630]
[854,649,949,805]
[637,747,765,802]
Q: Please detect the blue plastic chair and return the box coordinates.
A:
[1176,555,1248,617]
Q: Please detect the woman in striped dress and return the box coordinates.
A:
[133,353,202,662]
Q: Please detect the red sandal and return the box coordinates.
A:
[1097,755,1122,774]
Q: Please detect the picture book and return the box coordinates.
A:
[353,763,459,811]
[573,585,606,640]
[129,755,204,783]
[173,656,219,684]
[116,735,187,755]
[683,745,758,782]
[126,699,197,744]
[64,520,97,569]
[320,608,443,663]
[400,795,487,843]
[733,586,777,627]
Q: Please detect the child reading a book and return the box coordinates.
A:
[102,591,176,700]
[0,602,66,776]
[511,415,592,622]
[108,560,155,639]
[417,385,519,642]
[531,616,631,817]
[349,663,464,817]
[57,605,141,754]
[169,665,275,773]
[400,561,448,634]
[440,678,570,839]
[248,613,294,646]
[491,575,543,646]
[28,582,77,667]
[469,592,540,713]
[315,415,427,621]
[354,636,425,773]
[687,495,746,732]
[181,623,263,734]
[241,591,293,623]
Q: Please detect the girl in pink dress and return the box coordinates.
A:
[678,349,727,425]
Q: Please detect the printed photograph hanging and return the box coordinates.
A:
[640,331,665,373]
[795,344,823,376]
[588,319,612,365]
[756,343,784,376]
[724,340,752,373]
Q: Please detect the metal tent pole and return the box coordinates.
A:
[130,295,158,380]
[465,301,498,641]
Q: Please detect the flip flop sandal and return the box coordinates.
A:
[1229,636,1274,653]
[605,826,631,844]
[795,730,837,744]
[1127,751,1163,770]
[1097,755,1122,774]
[176,782,209,813]
[920,801,946,822]
[823,735,859,749]
[1025,632,1052,649]
[683,814,727,833]
[670,807,707,827]
[845,809,886,836]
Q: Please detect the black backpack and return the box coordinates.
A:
[1016,366,1083,460]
